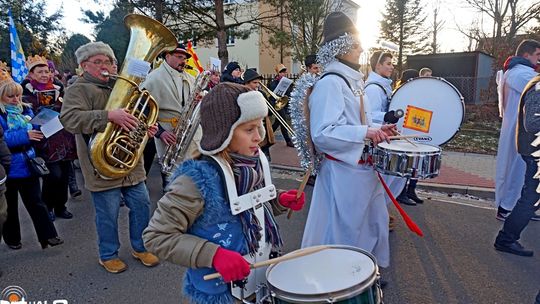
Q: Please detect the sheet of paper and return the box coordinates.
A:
[126,58,151,78]
[29,108,59,125]
[40,115,64,138]
[210,57,221,71]
[273,77,293,96]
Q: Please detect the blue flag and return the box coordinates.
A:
[8,9,28,83]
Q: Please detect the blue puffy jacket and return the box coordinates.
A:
[0,106,37,179]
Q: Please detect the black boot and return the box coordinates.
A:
[40,237,64,249]
[407,179,424,204]
[67,161,82,198]
[397,185,416,206]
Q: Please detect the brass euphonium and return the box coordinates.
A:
[89,14,177,179]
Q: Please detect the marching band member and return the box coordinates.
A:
[268,63,294,147]
[495,39,540,221]
[60,41,159,273]
[304,54,321,76]
[241,68,275,161]
[140,44,197,186]
[143,83,305,304]
[301,12,395,273]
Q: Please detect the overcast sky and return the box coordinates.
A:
[45,0,538,53]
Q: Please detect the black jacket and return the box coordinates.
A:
[0,124,12,186]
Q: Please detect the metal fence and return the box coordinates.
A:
[259,73,497,104]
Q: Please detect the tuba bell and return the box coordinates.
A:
[89,14,177,179]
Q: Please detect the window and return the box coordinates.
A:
[227,29,236,45]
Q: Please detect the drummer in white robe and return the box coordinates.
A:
[364,51,408,207]
[495,39,540,220]
[301,12,396,268]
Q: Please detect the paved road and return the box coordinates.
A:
[1,168,539,303]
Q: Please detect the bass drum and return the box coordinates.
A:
[389,77,465,146]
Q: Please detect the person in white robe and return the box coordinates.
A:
[301,12,395,269]
[495,39,540,220]
[365,51,409,208]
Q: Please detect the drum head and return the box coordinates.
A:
[266,246,376,295]
[389,77,464,146]
[378,140,441,153]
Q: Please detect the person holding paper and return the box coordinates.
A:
[0,69,63,250]
[22,55,77,221]
[268,64,293,147]
[140,43,197,187]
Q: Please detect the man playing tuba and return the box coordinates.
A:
[141,43,197,187]
[61,41,159,274]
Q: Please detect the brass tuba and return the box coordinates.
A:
[89,14,177,179]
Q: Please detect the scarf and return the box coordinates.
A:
[229,152,283,255]
[29,79,55,92]
[5,105,31,130]
[506,56,536,71]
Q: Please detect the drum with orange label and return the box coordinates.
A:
[389,76,464,146]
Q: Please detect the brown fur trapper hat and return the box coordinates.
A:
[199,82,268,155]
[75,41,116,64]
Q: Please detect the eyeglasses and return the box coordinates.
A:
[88,60,113,67]
[171,54,187,60]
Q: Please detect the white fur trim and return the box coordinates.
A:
[199,90,268,155]
[75,41,117,64]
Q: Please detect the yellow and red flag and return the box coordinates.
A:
[185,41,204,77]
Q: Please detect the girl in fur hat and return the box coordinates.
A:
[143,82,305,304]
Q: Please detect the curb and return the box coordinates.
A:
[418,182,494,200]
[270,164,495,200]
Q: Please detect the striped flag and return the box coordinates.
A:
[185,40,204,77]
[8,9,28,83]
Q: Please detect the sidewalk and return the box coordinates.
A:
[269,141,496,199]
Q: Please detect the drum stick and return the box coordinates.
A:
[287,167,312,219]
[388,134,424,140]
[203,245,330,281]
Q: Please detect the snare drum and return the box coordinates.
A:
[266,245,382,303]
[372,140,441,179]
[389,77,464,146]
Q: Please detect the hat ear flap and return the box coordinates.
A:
[258,120,266,141]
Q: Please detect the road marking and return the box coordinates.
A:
[430,197,496,210]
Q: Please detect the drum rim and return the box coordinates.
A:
[266,245,379,303]
[374,142,442,155]
[390,76,466,146]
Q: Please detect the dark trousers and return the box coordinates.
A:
[67,160,79,194]
[272,108,291,143]
[42,161,70,213]
[0,187,6,239]
[143,137,156,176]
[496,155,540,245]
[2,177,58,244]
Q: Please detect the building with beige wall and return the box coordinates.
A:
[192,0,359,75]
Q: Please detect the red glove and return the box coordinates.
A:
[279,189,305,211]
[212,247,250,282]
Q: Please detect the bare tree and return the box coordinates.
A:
[263,0,345,63]
[429,1,445,53]
[461,0,540,55]
[113,0,282,69]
